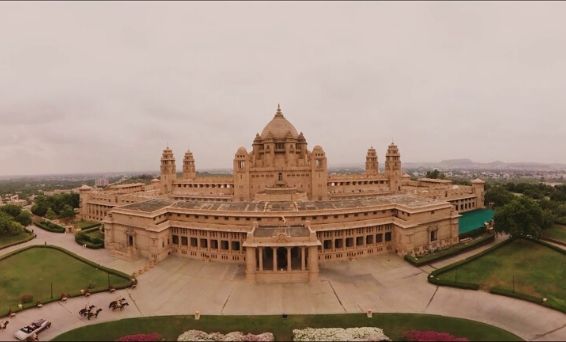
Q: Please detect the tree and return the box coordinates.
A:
[31,202,48,217]
[45,208,57,220]
[426,169,445,179]
[15,210,32,227]
[59,204,75,219]
[0,204,22,218]
[485,185,514,208]
[0,212,23,236]
[494,197,553,239]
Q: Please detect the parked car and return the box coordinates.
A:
[14,319,51,340]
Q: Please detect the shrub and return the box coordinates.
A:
[75,231,104,249]
[428,277,479,290]
[20,294,33,304]
[35,220,65,233]
[405,330,468,342]
[405,233,495,266]
[117,333,161,342]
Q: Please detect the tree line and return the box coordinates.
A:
[485,182,566,238]
[0,204,31,236]
[31,193,80,220]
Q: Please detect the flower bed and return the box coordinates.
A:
[177,330,274,341]
[292,327,390,341]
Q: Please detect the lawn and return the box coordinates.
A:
[0,246,131,315]
[542,224,566,243]
[436,239,566,312]
[0,231,33,250]
[53,313,522,341]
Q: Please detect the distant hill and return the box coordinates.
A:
[403,159,566,171]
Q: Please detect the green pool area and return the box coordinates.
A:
[459,209,494,235]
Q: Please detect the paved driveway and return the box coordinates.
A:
[0,228,564,341]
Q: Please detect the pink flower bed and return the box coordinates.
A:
[404,330,468,342]
[117,333,161,342]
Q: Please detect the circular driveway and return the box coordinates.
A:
[0,228,564,341]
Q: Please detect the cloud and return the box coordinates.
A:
[0,2,565,175]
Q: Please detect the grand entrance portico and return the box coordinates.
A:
[244,222,321,283]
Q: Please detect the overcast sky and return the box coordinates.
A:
[1,2,565,176]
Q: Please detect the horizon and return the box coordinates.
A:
[1,157,565,180]
[1,2,566,176]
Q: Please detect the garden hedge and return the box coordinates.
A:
[458,226,487,239]
[75,226,104,249]
[35,220,66,233]
[79,222,102,230]
[428,277,479,290]
[405,232,496,266]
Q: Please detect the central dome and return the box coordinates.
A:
[260,105,299,140]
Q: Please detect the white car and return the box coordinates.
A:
[14,319,51,341]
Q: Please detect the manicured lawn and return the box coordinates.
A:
[0,246,130,315]
[437,239,566,312]
[0,231,33,249]
[53,313,522,341]
[542,224,566,243]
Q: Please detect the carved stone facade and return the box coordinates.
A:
[81,105,485,283]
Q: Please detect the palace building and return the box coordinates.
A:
[79,105,485,283]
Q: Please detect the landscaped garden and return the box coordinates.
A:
[0,245,132,316]
[53,313,522,341]
[432,238,566,312]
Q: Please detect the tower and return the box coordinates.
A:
[471,178,486,209]
[182,150,196,180]
[365,147,378,176]
[385,143,402,192]
[233,146,250,201]
[311,145,328,200]
[160,147,176,195]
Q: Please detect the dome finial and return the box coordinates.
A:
[276,103,283,117]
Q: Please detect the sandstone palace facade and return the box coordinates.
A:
[79,106,485,282]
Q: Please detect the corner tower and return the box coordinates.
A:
[233,146,250,201]
[365,147,379,176]
[311,145,328,200]
[385,142,402,192]
[182,150,196,180]
[160,146,176,195]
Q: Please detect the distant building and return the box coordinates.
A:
[80,105,485,283]
[6,194,27,207]
[95,177,110,187]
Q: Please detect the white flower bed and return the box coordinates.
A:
[293,327,390,341]
[177,330,274,341]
